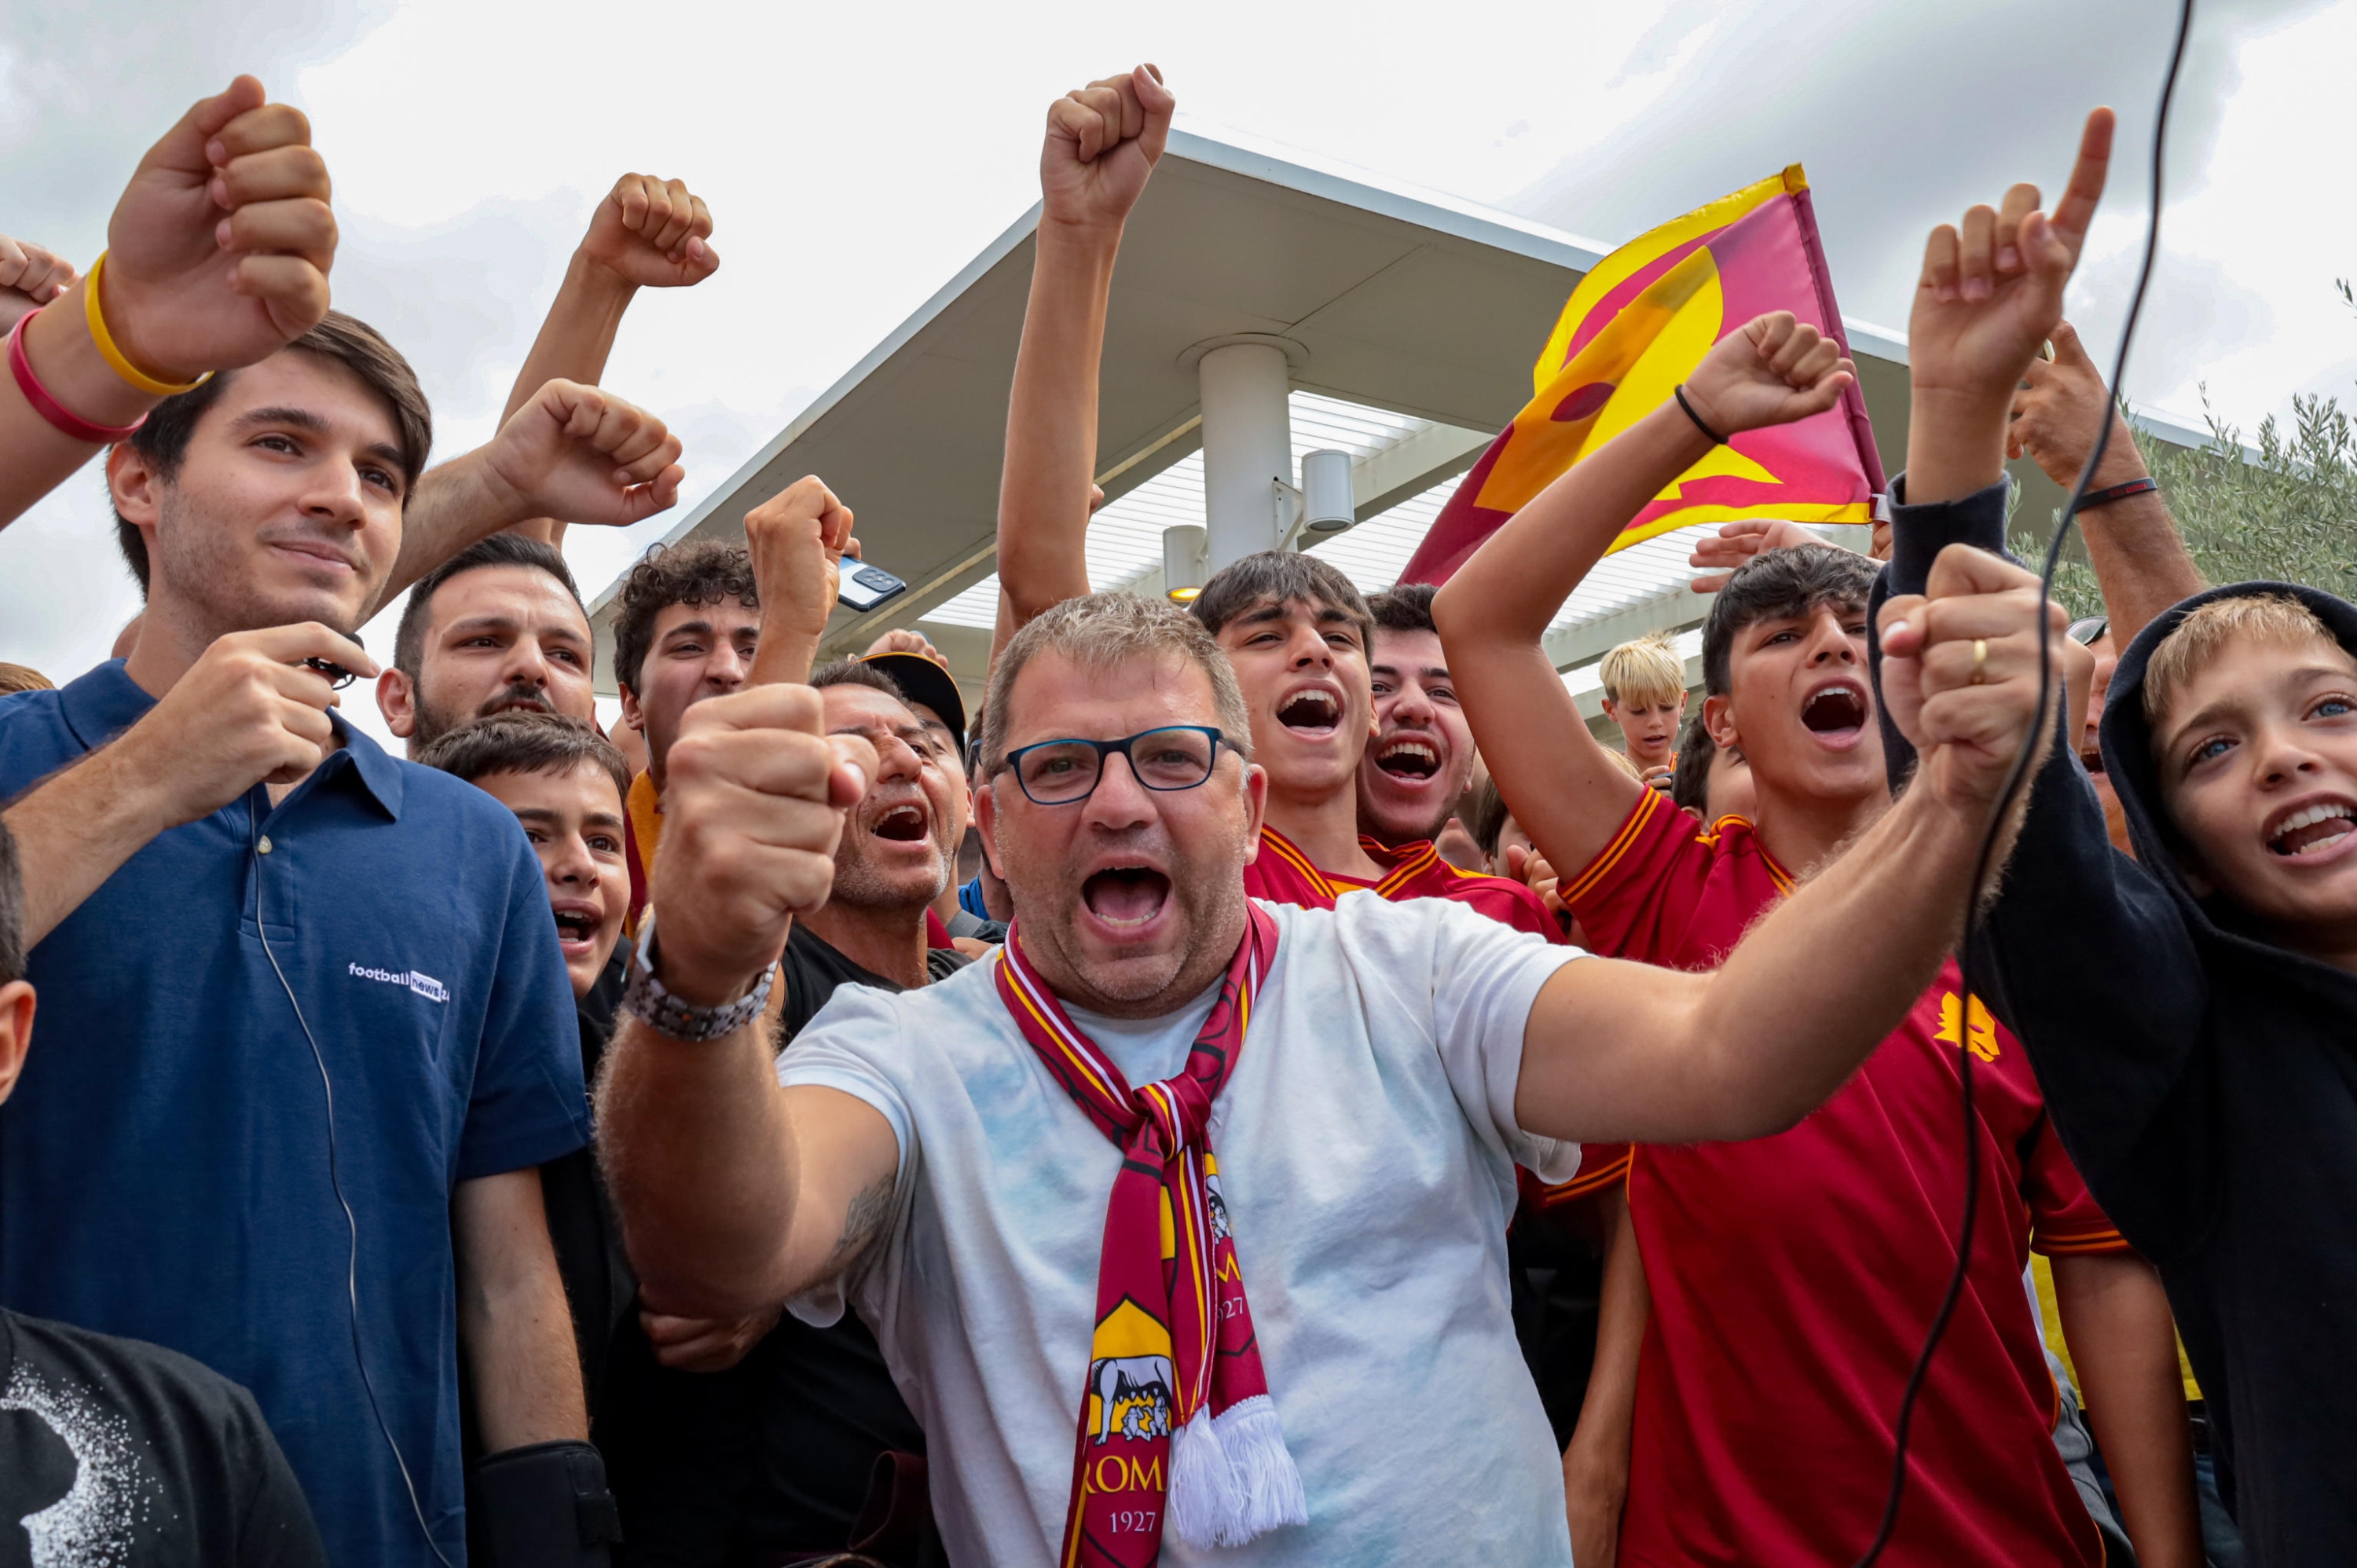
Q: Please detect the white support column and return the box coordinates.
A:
[1197,343,1292,571]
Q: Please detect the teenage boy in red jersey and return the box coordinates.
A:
[1436,113,2205,1568]
[984,67,1550,939]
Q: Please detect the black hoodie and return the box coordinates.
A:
[1871,478,2357,1566]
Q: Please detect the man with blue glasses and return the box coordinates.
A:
[598,570,2059,1566]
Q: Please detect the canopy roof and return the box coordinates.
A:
[590,124,2122,709]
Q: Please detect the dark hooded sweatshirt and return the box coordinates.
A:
[1869,476,2357,1566]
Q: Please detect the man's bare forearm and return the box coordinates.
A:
[1523,784,1990,1145]
[1441,401,1712,647]
[2068,427,2205,644]
[597,1013,802,1317]
[0,284,159,530]
[2055,1251,2204,1568]
[1685,786,1989,1130]
[1562,1188,1645,1555]
[455,1170,588,1449]
[497,255,636,548]
[370,446,533,614]
[995,223,1120,627]
[3,747,172,948]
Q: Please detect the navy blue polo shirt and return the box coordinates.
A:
[0,661,588,1566]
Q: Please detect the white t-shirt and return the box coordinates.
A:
[779,893,1583,1566]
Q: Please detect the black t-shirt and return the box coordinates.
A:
[603,927,967,1565]
[0,1308,326,1566]
[543,949,635,1427]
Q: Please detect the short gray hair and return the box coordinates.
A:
[979,592,1253,775]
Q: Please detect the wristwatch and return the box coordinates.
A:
[621,915,775,1042]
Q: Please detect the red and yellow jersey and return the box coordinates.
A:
[1567,788,2124,1567]
[1245,826,1626,1200]
[1243,826,1560,941]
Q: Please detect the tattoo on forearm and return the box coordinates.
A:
[830,1174,896,1267]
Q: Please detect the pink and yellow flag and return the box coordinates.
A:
[1399,166,1886,586]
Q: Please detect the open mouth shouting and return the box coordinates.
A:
[1081,863,1174,933]
[2265,797,2357,860]
[1799,678,1871,751]
[1274,683,1343,739]
[551,898,606,959]
[871,802,932,844]
[1374,734,1443,783]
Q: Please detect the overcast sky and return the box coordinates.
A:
[5,0,2351,748]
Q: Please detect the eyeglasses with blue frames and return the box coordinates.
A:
[999,726,1233,805]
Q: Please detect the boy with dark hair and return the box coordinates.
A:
[1438,111,2202,1568]
[608,537,764,930]
[379,532,596,753]
[0,818,329,1563]
[417,713,640,1471]
[1872,185,2357,1568]
[1359,581,1482,852]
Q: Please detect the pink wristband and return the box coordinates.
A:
[8,308,148,444]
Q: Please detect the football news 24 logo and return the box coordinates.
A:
[347,963,450,1005]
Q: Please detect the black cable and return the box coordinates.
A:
[251,798,460,1568]
[1849,4,2198,1559]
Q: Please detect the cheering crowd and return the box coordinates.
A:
[0,57,2349,1568]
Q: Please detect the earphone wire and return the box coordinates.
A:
[1849,4,2198,1560]
[250,795,459,1568]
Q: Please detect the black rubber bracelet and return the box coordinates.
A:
[1673,384,1728,445]
[2079,475,2158,509]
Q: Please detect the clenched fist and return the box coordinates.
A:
[482,379,685,529]
[1042,64,1175,234]
[581,173,719,291]
[1876,545,2067,817]
[101,76,338,386]
[1678,312,1856,442]
[746,476,856,651]
[0,235,76,335]
[2007,320,2146,490]
[647,684,879,1006]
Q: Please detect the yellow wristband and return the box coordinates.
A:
[85,252,212,397]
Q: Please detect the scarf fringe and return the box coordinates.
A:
[1167,1407,1241,1549]
[1211,1395,1308,1542]
[1169,1396,1308,1548]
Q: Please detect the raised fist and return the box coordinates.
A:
[1042,64,1175,233]
[1680,313,1855,441]
[864,628,942,662]
[648,684,878,1006]
[1875,544,2067,818]
[581,173,719,291]
[0,236,77,335]
[101,76,337,385]
[2008,320,2146,491]
[745,476,856,649]
[482,379,684,529]
[1910,108,2113,411]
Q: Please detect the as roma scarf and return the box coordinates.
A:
[995,904,1307,1566]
